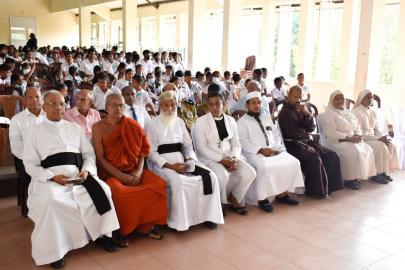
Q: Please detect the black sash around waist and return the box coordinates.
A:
[41,152,111,215]
[157,143,213,195]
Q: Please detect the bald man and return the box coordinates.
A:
[23,90,119,268]
[9,87,46,217]
[63,89,101,139]
[278,86,343,198]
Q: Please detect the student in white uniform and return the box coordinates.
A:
[193,90,256,215]
[92,73,121,110]
[352,90,398,183]
[79,48,100,78]
[319,90,378,189]
[271,77,288,105]
[23,91,119,268]
[297,73,310,103]
[9,87,46,217]
[237,91,304,212]
[121,86,150,129]
[145,90,224,231]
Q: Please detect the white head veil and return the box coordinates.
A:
[354,89,372,108]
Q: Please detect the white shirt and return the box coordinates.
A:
[297,83,310,101]
[123,104,151,128]
[151,61,166,73]
[134,89,153,107]
[61,62,78,73]
[92,85,121,110]
[114,78,130,90]
[0,76,11,85]
[79,58,100,76]
[9,108,46,159]
[100,59,114,74]
[139,59,154,75]
[271,87,287,102]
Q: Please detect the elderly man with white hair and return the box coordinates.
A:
[229,80,271,117]
[145,90,224,231]
[237,91,304,212]
[23,90,119,268]
[352,90,399,183]
[63,89,101,139]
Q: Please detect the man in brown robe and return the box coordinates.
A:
[278,86,343,197]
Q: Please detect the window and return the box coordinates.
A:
[240,7,263,68]
[160,15,177,50]
[312,1,343,81]
[207,10,223,71]
[141,16,157,51]
[379,2,400,85]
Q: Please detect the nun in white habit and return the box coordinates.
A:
[237,91,304,212]
[320,90,377,189]
[352,90,399,183]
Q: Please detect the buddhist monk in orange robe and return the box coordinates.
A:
[92,93,167,246]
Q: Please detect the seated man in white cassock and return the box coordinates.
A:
[320,90,378,190]
[23,90,120,269]
[145,90,224,231]
[352,90,399,183]
[193,88,256,215]
[237,91,304,212]
[121,85,150,128]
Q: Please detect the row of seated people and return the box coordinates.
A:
[8,78,399,268]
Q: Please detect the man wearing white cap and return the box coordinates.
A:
[237,91,305,212]
[145,90,224,231]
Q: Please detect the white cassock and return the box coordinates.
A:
[193,113,256,205]
[352,104,399,173]
[23,119,119,266]
[319,108,376,180]
[145,116,224,231]
[237,114,304,204]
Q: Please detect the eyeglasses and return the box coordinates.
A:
[45,102,66,108]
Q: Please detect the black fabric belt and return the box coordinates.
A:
[41,152,111,215]
[157,143,213,195]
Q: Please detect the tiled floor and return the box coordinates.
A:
[1,170,405,270]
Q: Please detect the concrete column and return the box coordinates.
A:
[297,0,315,78]
[122,0,138,52]
[79,5,92,47]
[394,0,405,89]
[275,5,292,76]
[354,0,385,96]
[155,12,161,51]
[221,0,241,72]
[315,1,333,80]
[187,0,207,71]
[339,0,360,87]
[260,0,276,74]
[176,13,182,49]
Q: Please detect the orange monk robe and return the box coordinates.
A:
[100,116,168,235]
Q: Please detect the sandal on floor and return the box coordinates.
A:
[145,227,164,240]
[228,205,248,216]
[113,235,130,248]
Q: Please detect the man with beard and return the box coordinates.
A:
[237,91,304,212]
[145,90,223,231]
[278,86,343,197]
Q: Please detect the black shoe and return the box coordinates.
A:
[276,195,299,205]
[50,258,65,269]
[344,180,361,190]
[370,175,389,184]
[205,221,218,229]
[229,205,248,215]
[95,236,118,252]
[258,199,273,212]
[381,173,393,182]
